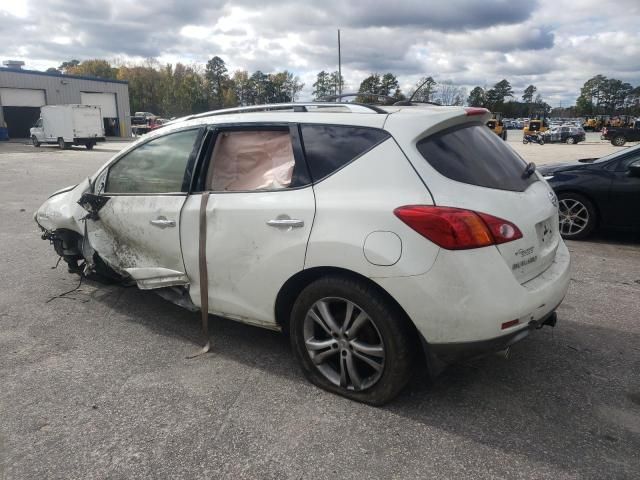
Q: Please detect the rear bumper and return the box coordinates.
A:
[74,137,105,143]
[374,240,571,345]
[429,311,558,363]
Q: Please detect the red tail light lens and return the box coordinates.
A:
[464,107,489,116]
[394,206,522,250]
[475,211,523,244]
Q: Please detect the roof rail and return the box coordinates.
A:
[317,92,442,107]
[181,102,386,122]
[318,92,397,103]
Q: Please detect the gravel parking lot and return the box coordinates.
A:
[509,131,639,165]
[1,138,639,479]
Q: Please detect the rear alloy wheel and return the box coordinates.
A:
[31,135,40,147]
[290,276,416,405]
[558,193,597,239]
[565,136,576,145]
[612,135,626,147]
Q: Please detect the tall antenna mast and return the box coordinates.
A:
[337,29,342,99]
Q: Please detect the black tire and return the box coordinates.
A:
[538,137,545,145]
[557,192,597,240]
[290,275,417,405]
[58,137,66,149]
[565,136,576,145]
[502,130,508,141]
[612,135,626,147]
[85,142,95,150]
[522,137,529,144]
[31,135,40,147]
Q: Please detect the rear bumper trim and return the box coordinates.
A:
[428,311,558,364]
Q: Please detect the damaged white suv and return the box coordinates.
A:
[35,103,570,404]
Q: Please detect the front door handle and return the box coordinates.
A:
[267,218,304,228]
[150,216,176,229]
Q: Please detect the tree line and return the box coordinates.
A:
[51,57,305,117]
[466,80,552,118]
[48,58,640,118]
[575,74,640,117]
[466,76,640,118]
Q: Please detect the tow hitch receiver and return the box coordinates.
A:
[534,311,557,329]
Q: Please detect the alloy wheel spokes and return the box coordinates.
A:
[303,297,385,391]
[559,199,589,235]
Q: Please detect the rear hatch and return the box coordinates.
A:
[413,122,559,284]
[72,105,103,138]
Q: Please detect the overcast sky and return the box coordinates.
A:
[2,0,639,106]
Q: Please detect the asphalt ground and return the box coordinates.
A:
[1,138,639,479]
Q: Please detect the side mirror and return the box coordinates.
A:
[629,162,640,178]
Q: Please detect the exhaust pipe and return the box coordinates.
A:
[495,347,510,359]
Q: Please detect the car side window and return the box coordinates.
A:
[300,125,390,182]
[206,129,297,192]
[618,155,640,171]
[106,129,200,194]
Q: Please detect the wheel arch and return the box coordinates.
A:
[275,265,432,370]
[275,267,414,332]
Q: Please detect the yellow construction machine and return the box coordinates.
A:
[486,112,507,140]
[523,113,549,136]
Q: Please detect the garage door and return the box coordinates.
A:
[0,88,45,107]
[80,92,117,118]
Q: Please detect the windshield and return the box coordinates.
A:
[589,144,640,164]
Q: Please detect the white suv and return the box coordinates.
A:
[35,103,570,404]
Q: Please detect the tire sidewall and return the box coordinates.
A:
[290,276,415,405]
[612,136,626,146]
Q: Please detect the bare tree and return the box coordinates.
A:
[433,80,466,106]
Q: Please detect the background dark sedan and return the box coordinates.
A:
[539,145,640,239]
[540,125,586,145]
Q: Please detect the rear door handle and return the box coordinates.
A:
[150,216,176,229]
[267,218,304,228]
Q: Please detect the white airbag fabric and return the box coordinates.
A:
[209,131,295,191]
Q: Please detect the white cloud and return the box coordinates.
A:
[0,0,638,106]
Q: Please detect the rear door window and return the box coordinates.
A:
[300,125,390,181]
[416,124,537,192]
[206,129,297,191]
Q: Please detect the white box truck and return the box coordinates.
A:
[30,105,105,150]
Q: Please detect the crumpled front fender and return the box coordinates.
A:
[34,178,91,234]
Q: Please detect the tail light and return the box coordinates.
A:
[464,107,489,116]
[394,205,522,250]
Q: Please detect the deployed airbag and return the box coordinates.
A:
[208,131,295,191]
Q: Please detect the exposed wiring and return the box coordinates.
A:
[46,273,85,303]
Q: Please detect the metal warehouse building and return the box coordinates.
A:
[0,62,131,139]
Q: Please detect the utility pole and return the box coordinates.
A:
[337,29,342,99]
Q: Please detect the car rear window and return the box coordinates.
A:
[300,125,390,181]
[416,124,537,192]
